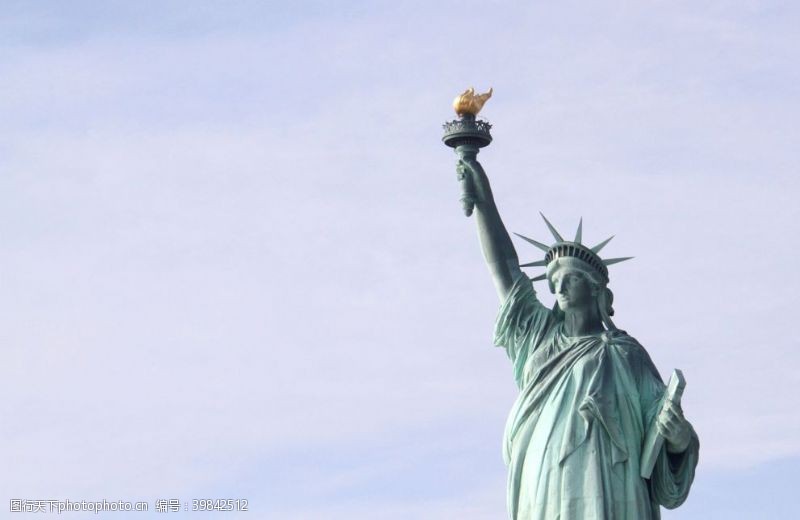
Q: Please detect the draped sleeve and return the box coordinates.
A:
[493,274,554,388]
[636,350,700,509]
[650,425,700,508]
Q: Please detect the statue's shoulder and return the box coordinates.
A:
[603,330,653,365]
[603,330,660,377]
[601,329,641,348]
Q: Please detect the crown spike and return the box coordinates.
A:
[574,218,583,244]
[520,259,548,267]
[539,213,564,242]
[590,235,614,253]
[513,232,550,252]
[531,273,548,281]
[602,257,634,266]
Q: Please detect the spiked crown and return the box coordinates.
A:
[515,213,633,287]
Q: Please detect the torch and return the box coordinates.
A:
[442,87,493,216]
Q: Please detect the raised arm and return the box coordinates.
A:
[457,152,522,301]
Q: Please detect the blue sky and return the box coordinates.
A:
[2,1,798,518]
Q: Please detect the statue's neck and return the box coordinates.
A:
[562,308,604,337]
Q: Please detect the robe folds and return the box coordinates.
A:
[494,276,699,520]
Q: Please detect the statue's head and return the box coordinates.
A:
[546,261,615,327]
[548,261,602,312]
[516,214,630,330]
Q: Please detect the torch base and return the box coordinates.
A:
[442,114,493,149]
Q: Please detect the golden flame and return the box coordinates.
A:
[453,87,493,116]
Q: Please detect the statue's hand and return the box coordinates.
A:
[456,158,488,204]
[657,399,691,453]
[455,159,470,182]
[457,156,480,176]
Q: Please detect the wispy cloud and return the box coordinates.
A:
[1,1,798,518]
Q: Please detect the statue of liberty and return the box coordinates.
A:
[444,89,699,519]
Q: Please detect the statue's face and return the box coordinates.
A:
[551,268,595,312]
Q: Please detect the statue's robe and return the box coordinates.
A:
[494,276,699,520]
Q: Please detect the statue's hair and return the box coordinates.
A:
[597,286,616,331]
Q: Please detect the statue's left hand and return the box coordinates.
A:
[657,399,692,453]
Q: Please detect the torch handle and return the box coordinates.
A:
[455,144,480,217]
[458,170,476,217]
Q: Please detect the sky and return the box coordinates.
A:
[1,1,799,518]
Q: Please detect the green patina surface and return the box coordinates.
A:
[494,276,698,519]
[444,109,699,519]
